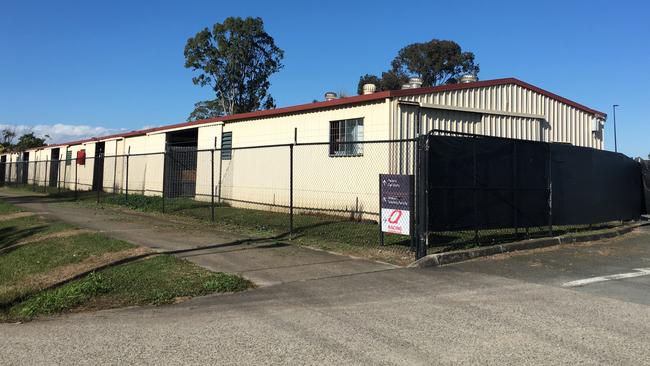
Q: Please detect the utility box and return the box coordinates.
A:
[76,149,86,165]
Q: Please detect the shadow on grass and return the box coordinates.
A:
[4,190,414,253]
[0,225,50,254]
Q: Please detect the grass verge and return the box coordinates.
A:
[3,187,625,264]
[73,193,415,265]
[0,198,252,321]
[9,255,251,320]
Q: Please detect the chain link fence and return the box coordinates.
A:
[2,135,641,262]
[0,140,418,263]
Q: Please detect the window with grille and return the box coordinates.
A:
[221,131,232,160]
[329,118,364,157]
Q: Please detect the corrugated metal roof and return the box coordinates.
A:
[34,78,607,150]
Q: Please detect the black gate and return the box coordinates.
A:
[415,131,645,259]
[164,146,197,198]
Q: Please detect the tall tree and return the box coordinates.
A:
[184,17,284,120]
[391,39,479,86]
[356,39,479,94]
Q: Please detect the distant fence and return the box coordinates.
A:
[416,131,646,255]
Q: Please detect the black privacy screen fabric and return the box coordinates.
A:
[425,135,644,231]
[550,144,644,224]
[427,136,549,231]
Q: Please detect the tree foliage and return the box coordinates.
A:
[15,132,48,151]
[392,39,479,86]
[357,39,479,94]
[357,71,409,95]
[0,129,48,152]
[184,17,284,120]
[1,128,16,151]
[187,99,224,121]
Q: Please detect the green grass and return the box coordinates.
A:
[0,213,72,250]
[92,194,626,259]
[3,188,414,264]
[95,194,413,263]
[105,194,408,246]
[0,183,62,195]
[9,255,251,319]
[0,233,134,287]
[0,198,252,321]
[0,200,21,214]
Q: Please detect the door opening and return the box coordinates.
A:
[49,148,60,187]
[92,142,105,191]
[165,128,198,198]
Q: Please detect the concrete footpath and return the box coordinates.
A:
[0,191,397,287]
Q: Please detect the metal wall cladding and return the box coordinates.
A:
[393,83,603,149]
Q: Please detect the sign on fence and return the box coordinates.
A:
[379,174,413,235]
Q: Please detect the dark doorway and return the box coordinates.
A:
[49,148,60,187]
[92,142,105,191]
[18,152,29,184]
[0,155,6,185]
[165,128,198,198]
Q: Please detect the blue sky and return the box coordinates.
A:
[1,0,648,157]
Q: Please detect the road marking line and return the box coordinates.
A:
[562,268,650,287]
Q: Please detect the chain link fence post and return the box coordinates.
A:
[74,158,78,201]
[472,135,479,245]
[211,146,215,222]
[44,159,49,193]
[7,161,12,187]
[289,143,294,239]
[415,135,429,260]
[32,160,37,191]
[217,145,223,204]
[125,147,130,203]
[96,159,101,204]
[60,153,66,194]
[548,145,554,237]
[162,148,167,214]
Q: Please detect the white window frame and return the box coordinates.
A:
[329,118,364,157]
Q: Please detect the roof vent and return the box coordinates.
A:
[362,83,377,95]
[460,74,478,83]
[409,77,423,89]
[324,91,338,101]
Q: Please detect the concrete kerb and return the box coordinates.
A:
[409,221,650,268]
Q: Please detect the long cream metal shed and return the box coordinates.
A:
[1,77,607,216]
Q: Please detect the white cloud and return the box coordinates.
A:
[0,123,126,145]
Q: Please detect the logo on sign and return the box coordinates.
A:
[381,208,410,235]
[387,210,402,224]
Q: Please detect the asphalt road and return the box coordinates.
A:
[2,229,650,365]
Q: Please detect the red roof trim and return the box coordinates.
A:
[29,77,605,151]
